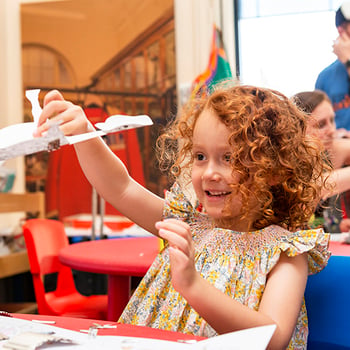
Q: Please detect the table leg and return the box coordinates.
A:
[107,275,131,321]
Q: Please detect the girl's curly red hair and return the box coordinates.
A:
[157,84,331,231]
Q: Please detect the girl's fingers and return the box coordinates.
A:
[158,228,187,248]
[155,218,190,237]
[156,219,193,258]
[156,218,196,293]
[168,246,189,266]
[39,100,74,124]
[35,99,88,137]
[43,90,65,106]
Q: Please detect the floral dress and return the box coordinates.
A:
[119,182,331,349]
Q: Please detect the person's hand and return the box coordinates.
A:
[339,218,350,232]
[155,218,198,293]
[33,90,94,137]
[333,31,350,64]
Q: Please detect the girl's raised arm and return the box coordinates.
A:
[36,90,164,234]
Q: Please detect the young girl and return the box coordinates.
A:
[36,85,330,349]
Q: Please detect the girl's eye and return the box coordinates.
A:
[195,153,205,161]
[224,154,232,162]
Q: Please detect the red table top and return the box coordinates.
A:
[59,236,160,276]
[328,240,350,256]
[13,314,206,342]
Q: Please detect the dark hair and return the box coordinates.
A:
[292,90,332,114]
[157,83,331,231]
[335,3,350,27]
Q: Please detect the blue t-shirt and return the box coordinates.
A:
[315,59,350,130]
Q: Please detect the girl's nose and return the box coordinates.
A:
[202,163,221,181]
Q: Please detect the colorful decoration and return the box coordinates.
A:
[191,25,233,98]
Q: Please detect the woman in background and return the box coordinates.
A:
[293,89,350,233]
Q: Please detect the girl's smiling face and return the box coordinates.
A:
[191,109,248,230]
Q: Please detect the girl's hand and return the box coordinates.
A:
[155,218,198,293]
[34,90,94,137]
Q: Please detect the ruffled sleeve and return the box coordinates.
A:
[278,228,331,275]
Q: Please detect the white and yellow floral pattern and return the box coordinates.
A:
[119,183,331,349]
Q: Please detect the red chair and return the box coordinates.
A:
[23,218,108,319]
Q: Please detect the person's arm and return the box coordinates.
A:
[36,90,164,235]
[323,166,350,200]
[331,138,350,167]
[320,139,350,200]
[156,219,308,350]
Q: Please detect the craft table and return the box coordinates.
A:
[328,240,350,256]
[13,313,206,342]
[59,236,159,321]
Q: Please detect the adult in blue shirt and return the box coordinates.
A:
[316,1,350,132]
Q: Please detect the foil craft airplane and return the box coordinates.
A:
[0,90,153,162]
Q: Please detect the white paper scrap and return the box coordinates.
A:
[25,89,42,125]
[0,89,153,161]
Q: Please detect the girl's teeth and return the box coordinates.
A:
[207,191,229,196]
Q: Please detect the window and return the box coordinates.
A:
[236,0,343,97]
[22,44,76,88]
[22,44,76,192]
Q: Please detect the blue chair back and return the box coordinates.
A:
[305,255,350,350]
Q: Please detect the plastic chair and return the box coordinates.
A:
[305,255,350,350]
[23,218,108,319]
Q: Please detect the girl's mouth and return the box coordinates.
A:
[205,190,231,197]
